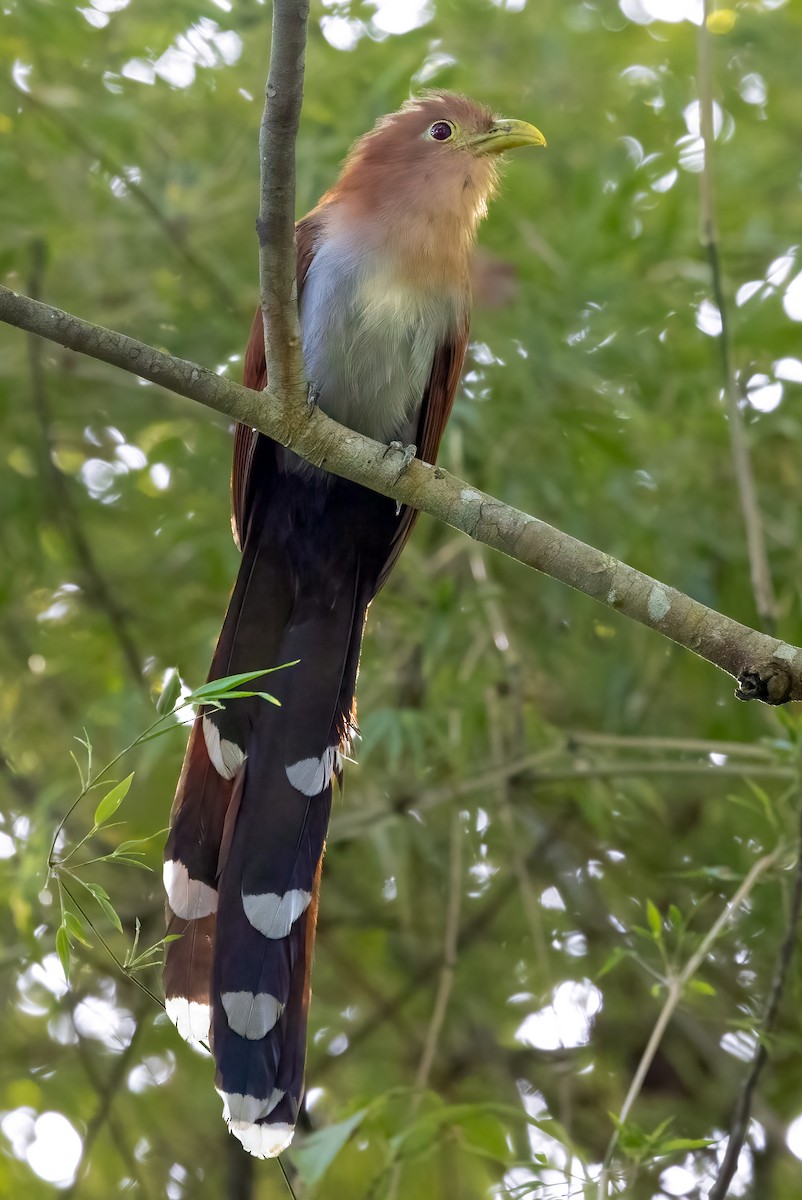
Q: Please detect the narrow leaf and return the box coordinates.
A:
[646,899,662,940]
[157,668,182,715]
[91,891,123,932]
[94,773,134,827]
[65,911,92,948]
[56,924,71,982]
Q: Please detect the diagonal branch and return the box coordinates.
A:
[2,283,802,705]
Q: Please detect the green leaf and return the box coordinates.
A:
[688,979,716,996]
[111,855,152,872]
[661,1136,716,1151]
[293,1107,369,1187]
[93,772,134,827]
[157,667,182,715]
[56,924,71,982]
[646,899,662,940]
[86,884,123,932]
[189,664,297,702]
[65,911,92,947]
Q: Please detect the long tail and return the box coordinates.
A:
[163,510,366,1157]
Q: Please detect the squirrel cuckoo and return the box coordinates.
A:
[163,92,545,1158]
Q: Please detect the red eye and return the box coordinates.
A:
[429,121,453,141]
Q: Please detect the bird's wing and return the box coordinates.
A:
[231,215,321,548]
[375,313,470,592]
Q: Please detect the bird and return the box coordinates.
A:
[162,90,545,1159]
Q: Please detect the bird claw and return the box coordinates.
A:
[383,441,417,477]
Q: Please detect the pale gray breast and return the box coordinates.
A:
[300,231,458,446]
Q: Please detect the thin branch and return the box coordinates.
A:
[331,754,795,844]
[565,732,780,760]
[26,241,144,687]
[708,796,802,1200]
[597,846,783,1198]
[258,0,309,402]
[385,806,463,1200]
[2,288,801,707]
[486,688,552,984]
[698,4,776,630]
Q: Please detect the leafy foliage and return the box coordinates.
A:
[2,0,802,1197]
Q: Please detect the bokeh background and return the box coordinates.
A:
[2,0,802,1196]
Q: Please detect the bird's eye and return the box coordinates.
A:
[429,121,454,142]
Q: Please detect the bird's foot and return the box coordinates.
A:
[307,382,320,414]
[383,441,417,477]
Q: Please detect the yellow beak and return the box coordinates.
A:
[470,118,547,156]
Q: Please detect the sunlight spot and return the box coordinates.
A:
[154,47,195,89]
[766,253,795,286]
[78,8,109,28]
[735,280,764,307]
[515,979,602,1051]
[121,59,156,85]
[661,1165,696,1195]
[745,375,783,413]
[328,1032,349,1056]
[651,168,677,193]
[370,0,432,36]
[786,1112,802,1160]
[684,99,723,139]
[413,51,457,84]
[619,135,644,167]
[320,15,363,50]
[721,1029,757,1061]
[782,271,802,321]
[27,1112,83,1187]
[12,60,32,93]
[620,0,702,23]
[677,135,705,173]
[150,463,171,490]
[540,887,566,911]
[116,443,147,470]
[696,299,722,337]
[74,989,136,1050]
[739,73,767,106]
[774,357,802,383]
[128,1053,176,1093]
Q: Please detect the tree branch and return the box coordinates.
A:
[258,0,309,403]
[2,283,802,705]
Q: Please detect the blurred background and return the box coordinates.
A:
[2,0,802,1196]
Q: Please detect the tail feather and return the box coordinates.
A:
[210,581,363,1156]
[163,529,294,1056]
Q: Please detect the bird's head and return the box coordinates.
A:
[324,91,546,285]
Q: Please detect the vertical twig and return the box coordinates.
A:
[385,806,464,1200]
[708,797,802,1200]
[258,0,309,405]
[697,3,776,630]
[597,847,782,1198]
